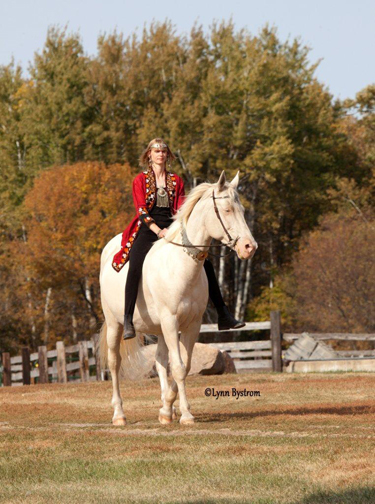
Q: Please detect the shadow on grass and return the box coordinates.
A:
[292,486,375,504]
[197,404,374,423]
[161,487,375,503]
[158,486,375,503]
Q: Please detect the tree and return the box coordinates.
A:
[1,162,134,350]
[290,211,374,333]
[0,61,26,230]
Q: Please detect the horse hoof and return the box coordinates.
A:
[180,417,195,425]
[112,417,127,426]
[159,414,173,425]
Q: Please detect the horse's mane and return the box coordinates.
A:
[164,180,236,242]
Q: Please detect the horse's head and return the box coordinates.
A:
[204,171,257,260]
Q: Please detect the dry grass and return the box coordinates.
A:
[0,373,374,503]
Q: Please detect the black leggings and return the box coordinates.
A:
[124,225,225,318]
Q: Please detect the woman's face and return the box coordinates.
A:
[150,148,167,168]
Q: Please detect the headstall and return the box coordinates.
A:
[211,190,240,250]
[165,190,240,261]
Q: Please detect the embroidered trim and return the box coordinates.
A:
[112,220,142,272]
[144,168,176,209]
[138,205,155,227]
[166,172,176,208]
[144,168,157,207]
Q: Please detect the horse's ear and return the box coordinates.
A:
[230,171,240,189]
[217,171,226,192]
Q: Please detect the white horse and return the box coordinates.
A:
[99,171,257,425]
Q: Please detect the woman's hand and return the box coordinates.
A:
[157,228,168,239]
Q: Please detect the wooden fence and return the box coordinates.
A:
[2,314,375,386]
[207,311,282,373]
[0,311,283,386]
[1,336,101,387]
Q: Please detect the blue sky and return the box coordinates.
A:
[1,0,374,101]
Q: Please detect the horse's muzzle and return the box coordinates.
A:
[236,237,258,260]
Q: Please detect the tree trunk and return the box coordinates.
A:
[43,287,52,345]
[16,140,25,171]
[71,310,78,342]
[269,236,274,289]
[218,247,226,291]
[235,260,246,319]
[85,277,97,330]
[240,260,252,320]
[22,225,36,344]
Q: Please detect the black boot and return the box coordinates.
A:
[217,306,246,331]
[123,315,136,340]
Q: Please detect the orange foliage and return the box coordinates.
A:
[2,162,135,347]
[23,161,134,286]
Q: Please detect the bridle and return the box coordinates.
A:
[211,190,240,250]
[164,190,240,259]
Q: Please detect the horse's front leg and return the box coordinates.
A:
[107,323,126,426]
[161,315,194,425]
[171,321,201,419]
[155,337,177,424]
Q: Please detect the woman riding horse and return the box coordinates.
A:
[112,138,245,339]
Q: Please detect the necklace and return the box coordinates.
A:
[156,186,169,207]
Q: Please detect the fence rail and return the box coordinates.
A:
[1,336,101,387]
[4,313,373,386]
[284,333,375,342]
[1,311,283,386]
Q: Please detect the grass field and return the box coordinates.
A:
[0,372,374,504]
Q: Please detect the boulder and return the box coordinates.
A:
[188,342,225,375]
[221,350,237,374]
[140,342,232,377]
[140,344,158,378]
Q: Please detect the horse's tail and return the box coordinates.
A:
[99,320,147,381]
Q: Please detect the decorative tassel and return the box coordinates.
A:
[156,187,169,207]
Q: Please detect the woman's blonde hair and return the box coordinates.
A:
[139,137,176,168]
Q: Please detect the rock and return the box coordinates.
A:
[188,342,225,375]
[140,344,158,378]
[221,351,237,374]
[140,342,229,377]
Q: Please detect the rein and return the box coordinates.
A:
[164,190,240,259]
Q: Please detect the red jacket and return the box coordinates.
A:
[112,168,185,272]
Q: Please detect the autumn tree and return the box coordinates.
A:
[1,162,134,351]
[291,212,374,333]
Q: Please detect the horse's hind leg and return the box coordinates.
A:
[155,337,177,424]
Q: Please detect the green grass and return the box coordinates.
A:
[0,373,374,503]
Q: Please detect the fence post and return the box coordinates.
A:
[2,353,11,386]
[22,347,31,385]
[79,341,89,382]
[38,346,49,384]
[271,311,282,372]
[56,341,67,383]
[91,334,101,381]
